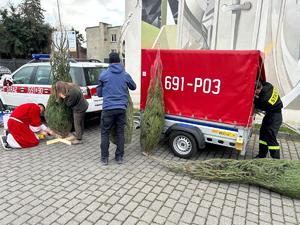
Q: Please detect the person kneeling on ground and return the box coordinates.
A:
[1,103,54,150]
[55,81,89,145]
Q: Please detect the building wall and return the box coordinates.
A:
[125,0,300,127]
[86,26,102,61]
[125,1,141,106]
[86,23,121,62]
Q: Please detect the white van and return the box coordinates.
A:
[0,59,108,114]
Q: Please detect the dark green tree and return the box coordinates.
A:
[20,0,45,23]
[140,51,165,153]
[0,0,52,58]
[45,31,73,136]
[71,27,84,46]
[0,5,24,57]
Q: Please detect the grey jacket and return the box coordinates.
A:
[64,87,89,113]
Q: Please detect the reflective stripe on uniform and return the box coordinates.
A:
[268,87,279,105]
[259,140,267,145]
[268,146,280,150]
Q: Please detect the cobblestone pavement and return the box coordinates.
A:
[0,122,300,225]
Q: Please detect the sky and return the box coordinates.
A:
[0,0,125,42]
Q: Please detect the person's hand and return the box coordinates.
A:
[40,131,48,136]
[45,129,55,136]
[59,93,66,99]
[254,109,264,115]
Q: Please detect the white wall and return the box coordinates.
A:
[125,1,141,107]
[125,0,300,126]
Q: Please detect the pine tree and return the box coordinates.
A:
[0,1,52,58]
[20,0,45,23]
[110,93,134,145]
[44,31,73,136]
[140,51,165,153]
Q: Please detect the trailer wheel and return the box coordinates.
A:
[169,131,197,158]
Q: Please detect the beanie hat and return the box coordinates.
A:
[109,52,121,63]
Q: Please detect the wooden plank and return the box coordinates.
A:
[46,136,74,145]
[46,138,61,145]
[59,138,72,146]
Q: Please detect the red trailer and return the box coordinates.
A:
[141,49,265,158]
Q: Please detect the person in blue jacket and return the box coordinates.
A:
[97,52,136,165]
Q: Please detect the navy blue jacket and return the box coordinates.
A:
[96,63,136,110]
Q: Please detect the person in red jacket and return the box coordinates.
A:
[1,103,53,149]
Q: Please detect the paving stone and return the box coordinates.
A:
[140,209,156,223]
[0,128,299,225]
[87,210,103,223]
[233,215,246,225]
[167,211,181,224]
[73,209,92,223]
[11,214,31,225]
[206,215,219,225]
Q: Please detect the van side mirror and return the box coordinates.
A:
[3,76,14,86]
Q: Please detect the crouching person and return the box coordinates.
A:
[1,103,53,149]
[55,81,89,144]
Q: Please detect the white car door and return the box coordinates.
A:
[29,66,52,107]
[2,66,35,107]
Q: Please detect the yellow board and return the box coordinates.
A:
[211,129,237,138]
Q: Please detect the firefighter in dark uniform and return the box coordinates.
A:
[254,80,283,159]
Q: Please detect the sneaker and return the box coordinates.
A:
[1,135,12,150]
[116,157,124,165]
[71,139,82,145]
[101,158,108,166]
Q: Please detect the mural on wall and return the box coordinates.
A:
[141,0,300,111]
[141,0,178,49]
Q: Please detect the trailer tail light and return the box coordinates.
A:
[81,87,91,99]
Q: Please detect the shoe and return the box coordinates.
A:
[254,154,265,159]
[101,158,108,166]
[116,157,124,165]
[67,133,77,141]
[71,139,82,145]
[1,135,12,150]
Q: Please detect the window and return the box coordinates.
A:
[69,67,86,86]
[111,34,117,42]
[34,66,51,85]
[13,66,34,84]
[84,67,107,85]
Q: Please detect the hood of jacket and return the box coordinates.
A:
[108,63,124,74]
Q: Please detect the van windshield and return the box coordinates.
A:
[83,67,107,85]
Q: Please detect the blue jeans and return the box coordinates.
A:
[100,109,126,160]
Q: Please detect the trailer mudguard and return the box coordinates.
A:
[166,123,206,149]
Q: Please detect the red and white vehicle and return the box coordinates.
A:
[0,59,108,114]
[141,49,266,158]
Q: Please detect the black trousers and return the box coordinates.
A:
[73,112,85,140]
[100,109,126,160]
[258,111,282,159]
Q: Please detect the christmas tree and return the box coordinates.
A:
[140,51,165,153]
[44,31,73,136]
[110,93,134,145]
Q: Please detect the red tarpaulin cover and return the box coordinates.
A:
[141,49,266,127]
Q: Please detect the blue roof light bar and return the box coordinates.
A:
[32,54,50,60]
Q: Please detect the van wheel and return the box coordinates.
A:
[169,131,197,158]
